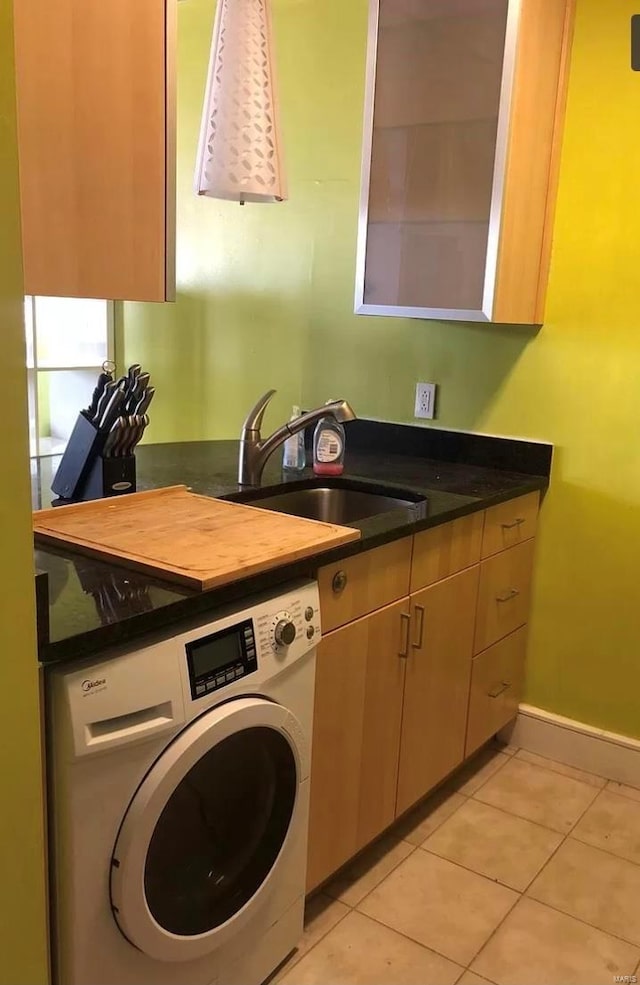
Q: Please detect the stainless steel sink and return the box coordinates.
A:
[226,480,426,525]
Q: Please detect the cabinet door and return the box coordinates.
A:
[14,0,176,301]
[466,625,527,757]
[306,600,408,892]
[357,599,408,849]
[396,566,479,816]
[355,0,574,324]
[474,539,535,654]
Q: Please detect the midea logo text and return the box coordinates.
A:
[81,678,106,693]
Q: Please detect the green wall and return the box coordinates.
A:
[124,0,640,740]
[0,0,49,980]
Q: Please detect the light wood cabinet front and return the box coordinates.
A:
[357,600,409,849]
[466,625,527,756]
[396,565,479,816]
[474,539,535,654]
[306,618,367,893]
[13,0,176,301]
[482,492,539,558]
[318,537,411,633]
[411,511,483,592]
[306,600,408,892]
[356,0,575,324]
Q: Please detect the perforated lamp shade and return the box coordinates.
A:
[194,0,287,203]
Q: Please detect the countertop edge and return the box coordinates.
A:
[38,473,547,665]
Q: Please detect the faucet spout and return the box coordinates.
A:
[238,390,357,486]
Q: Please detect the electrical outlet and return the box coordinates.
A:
[414,382,437,419]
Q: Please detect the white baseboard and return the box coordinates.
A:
[499,704,640,788]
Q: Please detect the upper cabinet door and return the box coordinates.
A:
[13,0,176,302]
[355,0,575,324]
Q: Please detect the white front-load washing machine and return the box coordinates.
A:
[46,579,320,985]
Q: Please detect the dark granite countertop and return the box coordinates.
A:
[33,421,551,665]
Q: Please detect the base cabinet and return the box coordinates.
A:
[396,566,479,816]
[306,599,408,893]
[307,497,539,892]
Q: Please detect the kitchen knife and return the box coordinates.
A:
[103,417,124,458]
[133,387,155,416]
[92,379,119,425]
[125,372,150,414]
[127,364,142,389]
[85,370,113,420]
[97,381,127,433]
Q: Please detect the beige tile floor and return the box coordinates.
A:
[272,743,640,985]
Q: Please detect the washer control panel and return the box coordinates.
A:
[185,580,321,701]
[186,618,258,700]
[256,590,321,657]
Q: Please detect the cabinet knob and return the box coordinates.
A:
[332,570,348,594]
[488,680,512,698]
[398,612,411,659]
[496,588,520,603]
[411,604,425,649]
[501,517,525,530]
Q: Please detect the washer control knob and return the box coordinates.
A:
[306,625,315,640]
[305,606,314,622]
[274,619,296,647]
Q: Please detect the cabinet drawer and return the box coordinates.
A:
[474,539,535,654]
[481,492,539,559]
[466,626,527,756]
[410,512,483,593]
[318,537,412,633]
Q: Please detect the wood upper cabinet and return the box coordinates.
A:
[396,565,479,816]
[306,599,408,893]
[13,0,176,301]
[355,0,575,324]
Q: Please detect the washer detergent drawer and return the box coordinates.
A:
[60,645,185,758]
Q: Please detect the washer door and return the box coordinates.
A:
[110,697,304,962]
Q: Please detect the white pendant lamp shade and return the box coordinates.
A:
[194,0,287,203]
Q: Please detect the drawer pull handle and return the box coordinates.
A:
[496,588,520,603]
[332,570,348,594]
[501,517,525,530]
[399,612,411,659]
[488,681,512,699]
[411,604,425,650]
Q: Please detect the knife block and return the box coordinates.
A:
[79,454,137,502]
[51,412,136,502]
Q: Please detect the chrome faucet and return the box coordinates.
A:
[238,389,357,486]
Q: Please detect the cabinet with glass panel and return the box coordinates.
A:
[355,0,575,324]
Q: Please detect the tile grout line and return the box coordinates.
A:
[568,829,640,870]
[278,899,354,980]
[354,842,522,973]
[469,764,602,835]
[416,840,556,896]
[326,841,419,910]
[521,891,640,955]
[351,904,467,973]
[514,748,609,788]
[409,788,471,849]
[458,780,604,975]
[464,787,577,836]
[454,752,512,798]
[605,781,640,804]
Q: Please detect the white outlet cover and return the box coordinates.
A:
[415,382,436,419]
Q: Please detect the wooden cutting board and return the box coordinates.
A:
[33,485,360,590]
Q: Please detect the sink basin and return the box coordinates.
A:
[226,479,426,525]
